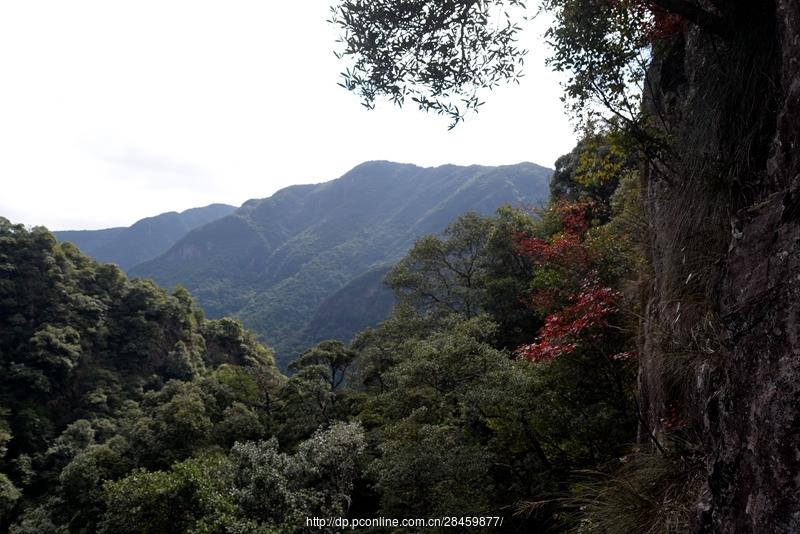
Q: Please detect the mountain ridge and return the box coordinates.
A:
[128,161,552,366]
[55,203,236,270]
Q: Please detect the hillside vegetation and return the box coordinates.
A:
[330,0,800,529]
[131,161,552,365]
[0,218,284,531]
[5,0,798,529]
[0,138,647,531]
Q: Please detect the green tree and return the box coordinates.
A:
[370,423,494,517]
[131,381,214,468]
[278,340,357,442]
[231,422,366,533]
[350,304,432,395]
[0,221,287,529]
[98,454,258,534]
[386,212,492,319]
[329,0,528,127]
[550,126,636,206]
[331,0,724,131]
[58,438,133,531]
[385,208,539,350]
[0,474,20,525]
[361,315,504,517]
[29,326,82,381]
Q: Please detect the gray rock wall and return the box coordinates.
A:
[639,1,800,530]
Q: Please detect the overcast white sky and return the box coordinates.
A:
[0,1,576,230]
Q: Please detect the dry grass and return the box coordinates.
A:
[561,439,703,533]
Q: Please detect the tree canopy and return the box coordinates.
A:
[330,0,529,127]
[330,0,727,127]
[0,133,660,530]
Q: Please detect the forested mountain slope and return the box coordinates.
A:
[302,266,394,349]
[54,203,236,270]
[0,158,641,532]
[131,161,551,364]
[326,0,800,529]
[0,218,284,531]
[5,0,798,529]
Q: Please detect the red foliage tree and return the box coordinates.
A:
[513,200,634,363]
[514,279,621,362]
[514,200,595,310]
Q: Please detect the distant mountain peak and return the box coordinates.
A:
[54,203,237,270]
[130,160,553,368]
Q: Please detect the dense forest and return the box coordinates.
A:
[0,135,652,532]
[3,0,800,531]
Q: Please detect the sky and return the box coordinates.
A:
[0,1,577,231]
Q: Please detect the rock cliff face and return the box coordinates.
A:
[640,1,800,531]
